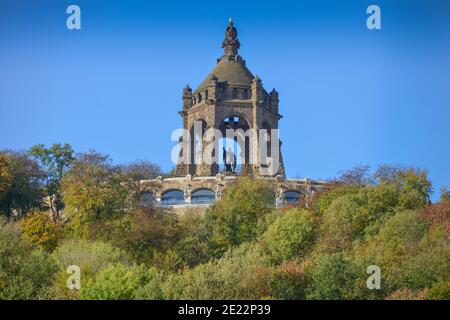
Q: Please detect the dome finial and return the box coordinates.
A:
[222,19,240,57]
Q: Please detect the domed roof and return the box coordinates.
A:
[194,19,255,93]
[195,57,255,92]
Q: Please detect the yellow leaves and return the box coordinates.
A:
[0,154,12,195]
[21,211,64,251]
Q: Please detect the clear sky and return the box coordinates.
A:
[1,0,449,201]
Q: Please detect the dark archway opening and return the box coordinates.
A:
[284,191,301,205]
[161,189,184,205]
[218,115,251,175]
[191,188,215,204]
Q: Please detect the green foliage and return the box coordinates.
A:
[133,271,164,299]
[0,155,12,217]
[29,143,74,221]
[351,210,429,295]
[391,167,432,210]
[427,280,450,300]
[318,184,399,253]
[268,261,305,299]
[61,151,128,236]
[399,219,449,291]
[385,288,428,300]
[173,212,210,268]
[0,154,12,199]
[0,151,44,217]
[204,177,274,257]
[102,208,180,266]
[161,243,270,299]
[47,239,130,299]
[118,161,162,208]
[81,263,158,300]
[21,211,64,251]
[262,208,316,264]
[439,187,450,202]
[52,239,129,276]
[305,253,356,300]
[312,185,359,215]
[0,220,57,299]
[1,156,448,300]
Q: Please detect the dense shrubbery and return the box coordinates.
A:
[21,211,64,251]
[0,218,57,299]
[262,208,316,263]
[0,146,448,300]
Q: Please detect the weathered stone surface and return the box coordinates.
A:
[175,20,285,178]
[140,174,331,209]
[167,20,332,210]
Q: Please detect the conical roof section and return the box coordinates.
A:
[194,19,255,92]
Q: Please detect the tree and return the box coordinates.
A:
[396,168,432,210]
[81,263,159,300]
[0,151,44,217]
[420,200,449,230]
[161,243,270,300]
[373,164,402,185]
[439,187,450,202]
[311,184,360,215]
[118,161,162,208]
[0,155,12,216]
[21,211,64,252]
[351,209,429,295]
[337,164,371,186]
[318,184,399,253]
[374,165,432,209]
[0,220,57,299]
[106,208,180,265]
[306,253,356,300]
[204,177,274,257]
[29,143,74,221]
[174,212,210,268]
[48,239,130,299]
[0,154,12,196]
[61,151,127,236]
[262,208,317,264]
[268,261,306,300]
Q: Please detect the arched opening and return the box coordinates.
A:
[262,121,272,157]
[139,191,155,208]
[284,190,301,205]
[219,115,251,175]
[190,119,208,175]
[161,189,184,205]
[191,188,215,204]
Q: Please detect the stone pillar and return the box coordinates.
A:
[270,88,279,114]
[275,186,284,207]
[207,75,218,104]
[182,85,193,109]
[184,176,192,204]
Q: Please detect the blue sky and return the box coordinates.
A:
[0,0,449,201]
